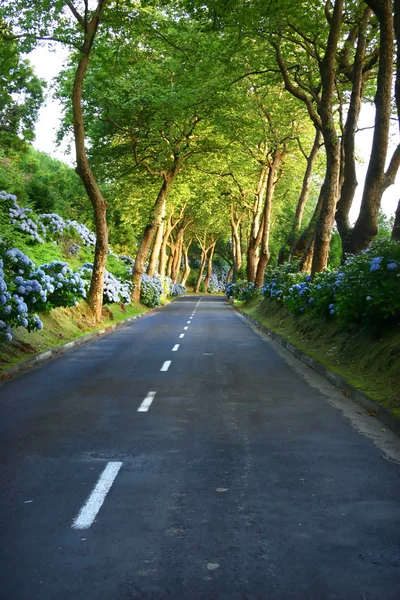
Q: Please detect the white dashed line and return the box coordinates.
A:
[184,326,188,330]
[160,360,171,371]
[72,462,122,530]
[179,334,185,338]
[172,344,179,352]
[137,391,157,412]
[187,321,191,324]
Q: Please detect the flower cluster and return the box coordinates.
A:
[0,240,92,341]
[206,264,230,293]
[1,193,97,248]
[227,239,400,326]
[79,263,131,304]
[170,282,186,296]
[140,273,163,308]
[66,221,96,246]
[1,191,45,243]
[39,261,87,310]
[118,255,135,277]
[37,213,66,237]
[226,280,259,301]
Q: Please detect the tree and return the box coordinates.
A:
[0,22,44,149]
[73,7,232,300]
[1,0,118,322]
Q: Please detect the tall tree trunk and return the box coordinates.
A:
[345,0,400,254]
[335,7,372,250]
[278,128,321,264]
[273,0,343,274]
[311,0,344,275]
[392,199,400,241]
[159,216,174,280]
[231,216,243,282]
[166,242,175,278]
[147,206,165,276]
[72,0,109,323]
[203,241,216,292]
[255,149,282,286]
[181,240,192,287]
[171,227,185,283]
[299,238,315,272]
[246,165,269,281]
[194,250,207,293]
[132,170,177,302]
[291,182,325,260]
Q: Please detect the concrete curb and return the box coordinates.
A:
[232,304,400,437]
[0,309,154,381]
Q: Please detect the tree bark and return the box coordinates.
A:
[181,239,192,287]
[147,207,165,276]
[171,226,185,283]
[255,149,282,286]
[278,128,322,264]
[231,208,243,282]
[273,0,344,274]
[345,0,400,254]
[299,238,315,273]
[203,241,216,293]
[132,170,177,302]
[166,240,175,278]
[335,7,372,250]
[72,0,109,323]
[246,165,269,281]
[159,216,174,280]
[392,199,400,241]
[291,181,325,260]
[311,0,344,275]
[194,250,207,293]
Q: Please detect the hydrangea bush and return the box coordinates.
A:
[226,240,400,326]
[1,191,45,243]
[140,274,163,308]
[0,192,187,340]
[0,240,88,340]
[226,280,260,301]
[1,192,97,248]
[79,263,131,305]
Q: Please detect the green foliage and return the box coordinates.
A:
[0,22,45,148]
[258,240,400,326]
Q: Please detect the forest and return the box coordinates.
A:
[0,0,399,346]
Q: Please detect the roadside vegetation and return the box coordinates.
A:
[0,1,399,400]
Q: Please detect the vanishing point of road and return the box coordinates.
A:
[0,296,399,599]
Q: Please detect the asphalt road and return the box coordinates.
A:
[0,296,399,600]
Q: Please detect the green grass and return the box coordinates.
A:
[238,296,400,414]
[0,301,146,376]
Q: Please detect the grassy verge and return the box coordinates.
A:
[0,301,146,376]
[238,296,400,416]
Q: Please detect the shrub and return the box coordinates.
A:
[226,279,261,301]
[229,239,400,326]
[79,263,131,305]
[140,274,163,307]
[1,191,45,244]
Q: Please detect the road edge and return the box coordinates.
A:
[0,306,159,381]
[231,302,400,438]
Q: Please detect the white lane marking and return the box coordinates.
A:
[184,326,188,330]
[161,360,171,371]
[179,334,185,338]
[72,462,122,530]
[137,391,157,412]
[172,344,179,352]
[187,320,191,324]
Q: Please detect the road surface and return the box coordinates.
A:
[0,296,399,599]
